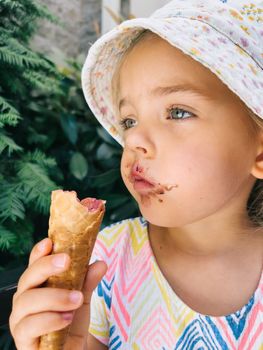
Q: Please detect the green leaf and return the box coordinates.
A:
[22,70,62,94]
[0,112,22,128]
[96,143,119,160]
[60,113,78,145]
[0,183,25,222]
[97,127,120,147]
[0,225,16,251]
[0,96,22,127]
[0,38,55,71]
[8,219,34,256]
[0,131,23,155]
[84,139,97,153]
[99,156,121,170]
[90,169,120,188]
[110,200,139,221]
[23,149,57,168]
[16,161,58,214]
[69,152,88,180]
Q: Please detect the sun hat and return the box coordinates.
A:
[81,0,263,146]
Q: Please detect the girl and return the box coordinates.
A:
[10,0,263,349]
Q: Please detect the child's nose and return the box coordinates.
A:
[125,128,155,158]
[135,145,147,155]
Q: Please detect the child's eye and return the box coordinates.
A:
[166,105,196,120]
[119,106,195,131]
[119,118,137,130]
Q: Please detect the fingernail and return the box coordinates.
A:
[52,254,67,268]
[69,291,82,303]
[62,312,73,321]
[37,239,47,252]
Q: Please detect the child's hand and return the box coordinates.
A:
[9,238,107,350]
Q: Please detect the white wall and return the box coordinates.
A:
[101,0,121,34]
[130,0,170,17]
[101,0,170,34]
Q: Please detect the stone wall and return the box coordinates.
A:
[31,0,169,62]
[31,0,102,62]
[80,0,102,55]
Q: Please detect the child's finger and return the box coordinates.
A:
[82,261,108,303]
[13,311,73,350]
[15,253,70,299]
[28,238,53,267]
[11,287,83,330]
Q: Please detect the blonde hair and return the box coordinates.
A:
[246,109,263,227]
[111,29,263,227]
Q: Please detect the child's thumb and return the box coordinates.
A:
[82,261,108,303]
[64,261,108,349]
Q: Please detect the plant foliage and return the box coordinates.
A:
[0,1,139,346]
[0,0,139,268]
[0,0,62,262]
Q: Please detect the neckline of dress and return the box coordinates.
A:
[140,216,263,319]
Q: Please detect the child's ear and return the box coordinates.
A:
[251,130,263,179]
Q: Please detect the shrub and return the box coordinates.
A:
[0,1,139,347]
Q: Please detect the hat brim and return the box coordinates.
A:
[82,17,263,146]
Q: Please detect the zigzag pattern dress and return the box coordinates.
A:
[89,217,263,349]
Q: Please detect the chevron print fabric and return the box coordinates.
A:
[89,217,263,349]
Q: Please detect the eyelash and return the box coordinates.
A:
[119,118,136,131]
[118,105,196,131]
[166,105,196,121]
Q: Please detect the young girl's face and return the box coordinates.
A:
[117,34,259,228]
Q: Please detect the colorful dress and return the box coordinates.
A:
[89,217,263,349]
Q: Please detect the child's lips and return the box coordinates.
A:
[133,177,155,192]
[126,162,178,198]
[129,172,156,193]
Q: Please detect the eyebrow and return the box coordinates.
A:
[118,83,213,111]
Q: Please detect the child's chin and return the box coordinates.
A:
[139,204,174,228]
[143,214,177,228]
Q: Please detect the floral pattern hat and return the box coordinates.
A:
[81,0,263,146]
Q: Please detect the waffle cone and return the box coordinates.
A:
[39,190,105,350]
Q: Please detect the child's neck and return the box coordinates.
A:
[149,217,259,257]
[147,219,263,317]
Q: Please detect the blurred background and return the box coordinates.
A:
[0,0,169,348]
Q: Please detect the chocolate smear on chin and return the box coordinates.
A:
[140,182,178,205]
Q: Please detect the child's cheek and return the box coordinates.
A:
[120,152,132,187]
